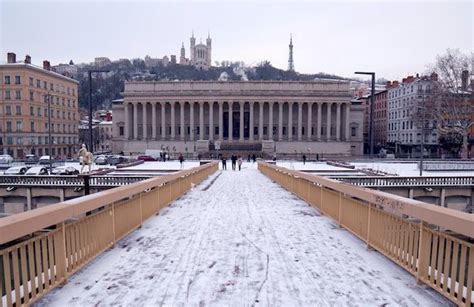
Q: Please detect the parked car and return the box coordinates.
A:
[95,155,109,165]
[0,154,14,164]
[51,166,79,175]
[4,166,29,175]
[25,154,39,164]
[108,155,128,166]
[137,155,156,162]
[25,166,49,175]
[38,155,52,165]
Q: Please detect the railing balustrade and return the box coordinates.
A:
[0,162,218,307]
[258,162,474,306]
[331,176,474,187]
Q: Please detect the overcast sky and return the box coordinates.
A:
[0,0,472,80]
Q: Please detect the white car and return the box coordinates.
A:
[0,154,14,164]
[38,155,52,165]
[25,166,49,175]
[4,166,28,175]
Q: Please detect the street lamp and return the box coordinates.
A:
[88,69,109,153]
[355,71,376,158]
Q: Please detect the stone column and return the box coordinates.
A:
[161,102,166,140]
[124,102,130,140]
[209,101,214,141]
[317,103,322,141]
[307,102,313,141]
[133,102,138,140]
[228,101,233,141]
[249,102,254,141]
[297,102,303,141]
[278,102,283,141]
[336,103,341,141]
[180,101,185,141]
[345,103,351,140]
[170,102,175,140]
[239,101,244,141]
[326,102,332,141]
[190,102,194,141]
[288,102,293,141]
[142,102,147,140]
[218,101,223,140]
[258,101,264,140]
[199,101,204,140]
[268,102,274,140]
[152,102,157,140]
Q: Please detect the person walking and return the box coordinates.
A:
[252,154,256,163]
[231,154,237,171]
[303,154,307,165]
[221,156,227,170]
[238,156,243,171]
[178,153,184,169]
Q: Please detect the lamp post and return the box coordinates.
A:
[88,69,109,153]
[355,71,376,158]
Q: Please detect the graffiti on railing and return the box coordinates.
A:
[374,195,405,215]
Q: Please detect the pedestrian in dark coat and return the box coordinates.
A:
[303,154,307,165]
[221,156,227,170]
[252,154,256,163]
[231,154,237,170]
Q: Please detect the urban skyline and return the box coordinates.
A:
[1,0,472,81]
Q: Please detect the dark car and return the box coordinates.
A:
[25,154,39,164]
[108,155,128,166]
[52,166,80,175]
[137,155,156,161]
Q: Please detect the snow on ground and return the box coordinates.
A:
[121,161,200,171]
[276,161,348,171]
[351,162,474,177]
[37,163,450,306]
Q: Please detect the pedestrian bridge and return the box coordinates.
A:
[0,162,473,306]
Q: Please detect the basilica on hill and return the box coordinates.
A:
[179,32,212,70]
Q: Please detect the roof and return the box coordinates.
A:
[0,62,79,84]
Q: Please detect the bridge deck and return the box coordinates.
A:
[38,164,449,306]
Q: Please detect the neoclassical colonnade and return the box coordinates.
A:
[123,100,352,142]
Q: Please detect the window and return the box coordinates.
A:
[15,76,21,84]
[62,111,65,119]
[5,90,11,100]
[29,77,34,86]
[16,105,21,115]
[351,127,357,137]
[16,121,23,132]
[30,106,34,115]
[50,83,54,91]
[43,81,47,89]
[57,110,60,118]
[15,90,21,100]
[37,107,41,116]
[4,76,10,84]
[119,126,124,136]
[31,122,35,132]
[6,122,12,132]
[5,106,11,115]
[56,97,59,104]
[36,79,40,88]
[29,91,34,101]
[62,98,65,105]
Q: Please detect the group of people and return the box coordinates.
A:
[220,154,243,171]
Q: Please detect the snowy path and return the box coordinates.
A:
[38,163,450,306]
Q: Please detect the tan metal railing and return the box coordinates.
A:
[258,162,474,306]
[0,162,218,307]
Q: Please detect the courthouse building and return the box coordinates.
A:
[112,81,364,156]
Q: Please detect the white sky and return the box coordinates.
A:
[0,0,472,80]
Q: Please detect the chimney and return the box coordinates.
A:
[7,52,16,63]
[430,72,438,81]
[386,81,392,88]
[461,70,469,90]
[43,60,51,71]
[24,55,31,64]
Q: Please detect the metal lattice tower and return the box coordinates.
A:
[288,34,295,72]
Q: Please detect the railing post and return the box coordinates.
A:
[366,204,373,250]
[54,222,68,285]
[416,221,430,285]
[338,192,342,227]
[139,194,143,227]
[111,203,116,246]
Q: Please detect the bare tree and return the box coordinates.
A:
[430,49,473,158]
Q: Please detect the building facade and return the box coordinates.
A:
[0,53,80,158]
[387,74,440,157]
[112,81,364,156]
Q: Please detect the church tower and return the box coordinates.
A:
[190,31,196,63]
[288,34,295,72]
[206,32,212,67]
[180,42,186,64]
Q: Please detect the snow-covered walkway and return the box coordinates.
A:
[38,163,449,306]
